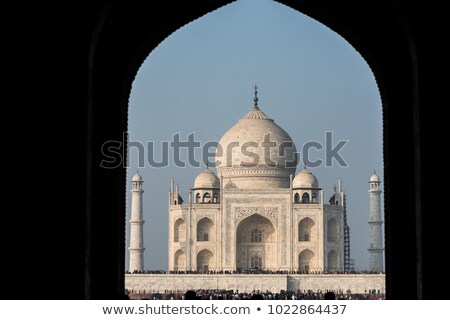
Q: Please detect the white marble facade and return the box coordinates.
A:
[167,89,345,273]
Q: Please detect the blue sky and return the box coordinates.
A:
[125,0,383,271]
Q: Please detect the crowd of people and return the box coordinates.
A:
[127,288,385,300]
[125,269,385,300]
[126,269,384,275]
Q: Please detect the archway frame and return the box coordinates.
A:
[89,0,420,298]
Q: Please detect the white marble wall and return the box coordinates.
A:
[168,188,345,273]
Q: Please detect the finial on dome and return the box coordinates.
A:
[241,85,271,120]
[253,84,259,109]
[301,160,308,171]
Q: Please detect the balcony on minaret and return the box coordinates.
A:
[369,171,382,192]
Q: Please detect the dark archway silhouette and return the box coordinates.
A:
[3,1,448,299]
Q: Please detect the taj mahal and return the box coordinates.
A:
[126,87,385,294]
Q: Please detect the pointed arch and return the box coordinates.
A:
[298,217,315,241]
[174,218,185,242]
[302,192,310,203]
[327,249,338,271]
[81,0,422,298]
[298,249,316,273]
[236,214,276,270]
[202,192,211,203]
[197,217,214,241]
[197,249,214,272]
[327,218,338,242]
[174,249,185,271]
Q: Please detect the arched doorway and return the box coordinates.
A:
[236,214,276,270]
[197,249,214,272]
[301,192,310,203]
[298,249,316,273]
[298,217,315,242]
[174,249,185,271]
[197,217,214,241]
[327,218,338,242]
[174,218,185,242]
[327,249,338,272]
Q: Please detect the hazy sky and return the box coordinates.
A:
[125,0,383,271]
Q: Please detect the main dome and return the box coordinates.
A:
[215,88,297,189]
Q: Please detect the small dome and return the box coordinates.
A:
[369,172,381,182]
[132,172,143,181]
[194,168,220,189]
[293,169,319,188]
[224,180,238,189]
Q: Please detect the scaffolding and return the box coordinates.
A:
[343,193,353,272]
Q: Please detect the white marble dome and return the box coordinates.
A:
[131,172,143,181]
[293,168,319,188]
[215,93,297,189]
[369,172,381,182]
[194,167,220,189]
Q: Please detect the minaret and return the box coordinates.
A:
[128,171,145,272]
[368,170,383,272]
